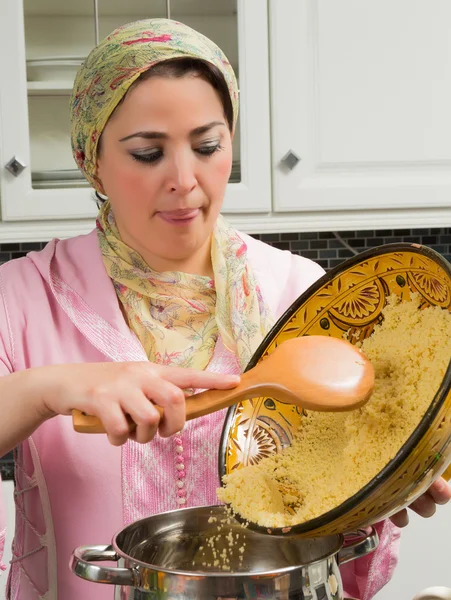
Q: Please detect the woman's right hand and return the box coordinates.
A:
[36,362,240,446]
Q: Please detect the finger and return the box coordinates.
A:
[426,478,451,505]
[390,508,409,528]
[141,378,186,437]
[157,366,240,391]
[408,493,437,519]
[120,391,162,444]
[130,421,158,445]
[98,403,133,447]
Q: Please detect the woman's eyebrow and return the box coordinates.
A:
[119,121,226,142]
[189,121,226,136]
[120,131,166,141]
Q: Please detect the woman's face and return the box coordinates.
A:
[97,74,233,275]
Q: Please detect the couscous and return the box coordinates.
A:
[217,295,451,528]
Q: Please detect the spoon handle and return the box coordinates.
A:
[184,373,268,419]
[72,410,114,434]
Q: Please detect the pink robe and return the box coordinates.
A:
[0,229,400,599]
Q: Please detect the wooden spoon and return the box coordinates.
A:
[72,336,374,434]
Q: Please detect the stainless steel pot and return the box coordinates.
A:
[70,505,378,599]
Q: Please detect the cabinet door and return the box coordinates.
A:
[0,0,270,222]
[270,0,451,213]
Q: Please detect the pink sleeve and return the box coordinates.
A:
[276,253,326,315]
[340,520,401,599]
[0,268,14,572]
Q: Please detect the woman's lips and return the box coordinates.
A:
[157,208,200,225]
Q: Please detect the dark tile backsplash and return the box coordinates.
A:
[0,452,14,480]
[252,227,451,270]
[1,228,451,271]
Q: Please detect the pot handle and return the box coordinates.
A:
[338,527,379,565]
[70,544,139,587]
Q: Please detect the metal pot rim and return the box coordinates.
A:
[109,505,346,577]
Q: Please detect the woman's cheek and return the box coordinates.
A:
[115,164,158,204]
[117,163,143,193]
[215,151,233,186]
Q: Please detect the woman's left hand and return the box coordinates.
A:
[390,477,451,527]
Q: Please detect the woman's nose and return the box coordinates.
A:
[167,152,197,195]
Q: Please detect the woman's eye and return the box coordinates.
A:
[196,144,223,156]
[131,150,163,164]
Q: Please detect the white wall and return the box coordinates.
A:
[376,507,451,599]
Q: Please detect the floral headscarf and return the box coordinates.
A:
[70,18,239,194]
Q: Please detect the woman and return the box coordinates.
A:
[0,18,448,600]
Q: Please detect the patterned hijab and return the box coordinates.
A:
[70,18,238,194]
[70,19,272,371]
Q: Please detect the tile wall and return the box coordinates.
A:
[1,229,450,270]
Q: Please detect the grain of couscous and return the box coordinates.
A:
[217,295,451,528]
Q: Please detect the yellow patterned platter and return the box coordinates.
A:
[219,243,451,537]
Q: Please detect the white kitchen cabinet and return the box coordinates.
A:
[0,0,271,221]
[2,0,451,239]
[270,0,451,213]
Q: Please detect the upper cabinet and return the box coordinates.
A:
[0,0,271,221]
[270,0,451,213]
[1,0,451,234]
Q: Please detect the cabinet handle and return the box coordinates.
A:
[281,150,301,170]
[5,157,27,177]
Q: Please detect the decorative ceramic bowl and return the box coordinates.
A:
[219,243,451,537]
